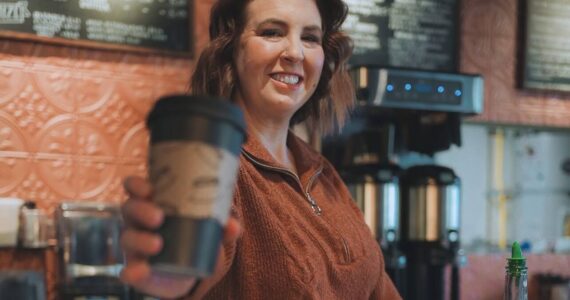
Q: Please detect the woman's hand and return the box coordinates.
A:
[120,176,241,299]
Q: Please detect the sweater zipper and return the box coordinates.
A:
[242,150,323,216]
[243,150,353,263]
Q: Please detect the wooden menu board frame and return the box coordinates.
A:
[0,0,194,57]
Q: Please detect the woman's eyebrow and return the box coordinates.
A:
[256,18,287,27]
[304,25,323,33]
[256,18,322,32]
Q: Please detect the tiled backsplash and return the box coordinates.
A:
[0,43,192,298]
[0,0,217,209]
[0,1,215,299]
[0,42,192,212]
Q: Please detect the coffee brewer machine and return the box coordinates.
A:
[337,126,407,292]
[400,165,461,300]
[323,66,483,300]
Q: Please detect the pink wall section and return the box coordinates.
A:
[461,254,570,300]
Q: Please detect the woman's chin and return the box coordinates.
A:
[267,100,306,117]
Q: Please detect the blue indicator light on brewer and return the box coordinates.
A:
[454,89,462,97]
[404,83,412,91]
[386,84,394,92]
[437,86,445,93]
[415,83,431,93]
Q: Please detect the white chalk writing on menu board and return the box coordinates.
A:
[0,0,191,53]
[523,0,570,92]
[343,0,458,72]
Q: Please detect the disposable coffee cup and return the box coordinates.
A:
[146,95,246,277]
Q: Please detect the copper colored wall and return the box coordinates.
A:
[0,0,216,211]
[0,41,191,209]
[0,1,215,299]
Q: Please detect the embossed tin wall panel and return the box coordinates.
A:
[0,46,192,210]
[0,2,209,299]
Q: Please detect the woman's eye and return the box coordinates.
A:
[303,34,321,44]
[260,29,282,38]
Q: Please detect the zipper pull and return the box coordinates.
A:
[307,193,322,216]
[312,204,322,216]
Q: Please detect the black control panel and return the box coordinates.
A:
[384,76,463,106]
[351,68,484,114]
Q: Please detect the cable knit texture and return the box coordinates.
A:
[187,131,402,300]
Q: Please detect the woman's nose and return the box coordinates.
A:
[282,38,304,63]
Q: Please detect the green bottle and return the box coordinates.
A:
[504,242,528,300]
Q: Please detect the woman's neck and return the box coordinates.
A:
[240,106,297,173]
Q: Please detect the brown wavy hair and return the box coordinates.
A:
[191,0,354,134]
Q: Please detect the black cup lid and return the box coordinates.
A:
[146,95,246,134]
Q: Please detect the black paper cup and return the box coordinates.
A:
[146,95,246,277]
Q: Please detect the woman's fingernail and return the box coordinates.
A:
[153,209,164,226]
[153,236,163,253]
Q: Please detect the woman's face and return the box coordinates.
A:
[234,0,325,123]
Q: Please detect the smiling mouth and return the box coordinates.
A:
[270,73,303,85]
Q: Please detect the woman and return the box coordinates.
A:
[120,0,402,299]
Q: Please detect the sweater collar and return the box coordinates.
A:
[241,130,323,180]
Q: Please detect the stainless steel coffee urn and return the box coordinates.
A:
[400,165,461,300]
[342,163,406,294]
[336,125,406,294]
[344,164,400,243]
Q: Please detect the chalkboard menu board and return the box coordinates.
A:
[343,0,459,72]
[0,0,191,54]
[521,0,570,92]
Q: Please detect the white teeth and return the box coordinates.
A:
[271,74,300,84]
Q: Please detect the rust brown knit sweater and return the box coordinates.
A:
[187,132,402,300]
